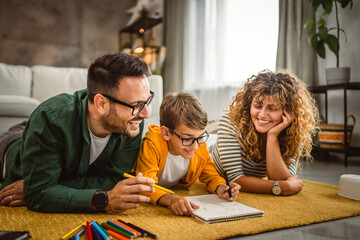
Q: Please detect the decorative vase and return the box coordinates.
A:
[325,67,351,84]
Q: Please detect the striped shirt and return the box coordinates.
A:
[210,113,298,183]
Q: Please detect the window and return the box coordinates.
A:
[223,0,279,86]
[184,0,279,90]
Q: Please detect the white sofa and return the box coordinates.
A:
[0,62,163,135]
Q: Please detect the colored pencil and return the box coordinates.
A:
[123,173,175,194]
[107,229,130,240]
[86,221,93,240]
[112,219,141,237]
[92,221,110,240]
[116,219,142,237]
[90,224,102,240]
[125,222,158,239]
[101,223,134,239]
[95,221,110,238]
[107,220,136,237]
[224,172,232,199]
[61,221,86,240]
[74,226,86,237]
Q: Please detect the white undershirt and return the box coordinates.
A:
[89,129,111,165]
[157,152,190,188]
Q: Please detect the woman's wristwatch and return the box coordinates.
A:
[272,180,282,195]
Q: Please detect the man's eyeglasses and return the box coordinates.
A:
[168,128,209,146]
[101,91,154,116]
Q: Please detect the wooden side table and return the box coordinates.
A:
[310,82,360,167]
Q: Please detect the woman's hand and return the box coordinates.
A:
[216,182,241,201]
[0,179,25,206]
[268,110,294,138]
[280,175,303,195]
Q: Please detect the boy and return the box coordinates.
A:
[135,92,240,216]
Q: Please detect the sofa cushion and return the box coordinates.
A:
[32,65,88,102]
[0,62,32,97]
[0,95,40,117]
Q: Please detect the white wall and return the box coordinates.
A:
[316,1,360,147]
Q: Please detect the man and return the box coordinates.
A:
[0,53,155,213]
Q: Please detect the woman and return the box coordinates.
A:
[210,70,319,196]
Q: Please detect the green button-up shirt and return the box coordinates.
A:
[2,89,143,212]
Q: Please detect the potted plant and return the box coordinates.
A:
[304,0,353,84]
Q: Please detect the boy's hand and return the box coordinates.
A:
[159,194,199,216]
[216,182,240,201]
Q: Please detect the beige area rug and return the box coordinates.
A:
[1,179,360,240]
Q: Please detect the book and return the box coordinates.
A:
[186,194,264,224]
[0,230,31,240]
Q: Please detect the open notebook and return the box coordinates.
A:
[186,194,264,224]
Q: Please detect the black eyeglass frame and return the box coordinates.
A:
[168,128,209,146]
[101,91,155,116]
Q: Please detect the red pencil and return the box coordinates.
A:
[86,221,93,240]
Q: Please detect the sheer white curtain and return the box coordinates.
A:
[183,0,226,90]
[182,0,279,120]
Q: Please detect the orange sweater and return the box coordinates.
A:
[135,124,226,205]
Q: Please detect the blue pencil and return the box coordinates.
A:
[92,221,110,240]
[90,224,102,240]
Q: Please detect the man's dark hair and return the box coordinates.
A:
[87,53,151,103]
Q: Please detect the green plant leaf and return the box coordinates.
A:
[304,20,315,28]
[311,34,318,50]
[310,0,322,11]
[340,0,353,8]
[326,34,339,56]
[318,26,329,40]
[308,27,315,36]
[328,27,348,41]
[316,40,326,58]
[317,18,327,26]
[321,0,333,13]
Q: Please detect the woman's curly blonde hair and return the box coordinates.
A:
[228,70,319,166]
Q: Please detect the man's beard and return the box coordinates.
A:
[101,106,142,138]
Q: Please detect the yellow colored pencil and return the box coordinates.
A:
[61,221,87,240]
[123,173,175,194]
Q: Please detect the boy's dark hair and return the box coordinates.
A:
[160,92,208,130]
[87,52,151,102]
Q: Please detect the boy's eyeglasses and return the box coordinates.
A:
[101,91,154,116]
[168,128,209,146]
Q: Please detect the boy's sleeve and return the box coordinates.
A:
[135,138,167,205]
[198,147,226,194]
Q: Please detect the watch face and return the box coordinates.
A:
[272,186,282,195]
[93,191,108,209]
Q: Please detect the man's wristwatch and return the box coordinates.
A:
[272,180,282,195]
[92,191,108,212]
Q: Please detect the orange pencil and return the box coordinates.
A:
[112,219,141,237]
[107,229,130,240]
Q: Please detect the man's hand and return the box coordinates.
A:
[280,175,303,195]
[159,194,199,216]
[105,173,155,213]
[0,179,25,206]
[216,182,241,201]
